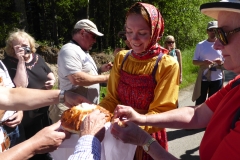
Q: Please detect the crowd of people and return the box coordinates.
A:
[0,0,240,160]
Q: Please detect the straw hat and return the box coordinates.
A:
[200,0,240,19]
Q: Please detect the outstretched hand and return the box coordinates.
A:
[64,91,91,107]
[80,109,106,142]
[111,120,150,146]
[30,121,70,154]
[113,105,146,125]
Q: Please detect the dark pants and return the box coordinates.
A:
[196,79,223,105]
[23,108,53,160]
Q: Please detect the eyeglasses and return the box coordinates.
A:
[213,27,240,45]
[84,30,97,39]
[207,29,214,32]
[167,41,175,44]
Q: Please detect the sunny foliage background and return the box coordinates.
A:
[0,0,216,91]
[0,0,216,51]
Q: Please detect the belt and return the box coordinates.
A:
[1,131,10,152]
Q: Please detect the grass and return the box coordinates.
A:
[179,47,198,89]
[100,86,107,102]
[100,47,199,100]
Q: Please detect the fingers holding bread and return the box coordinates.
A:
[60,103,113,134]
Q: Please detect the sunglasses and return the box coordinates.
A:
[207,29,214,32]
[167,41,175,44]
[84,30,97,39]
[213,27,240,45]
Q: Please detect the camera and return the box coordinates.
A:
[22,47,31,54]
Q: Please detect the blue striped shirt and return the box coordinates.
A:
[68,135,101,160]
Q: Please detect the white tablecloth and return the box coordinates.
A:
[50,122,137,160]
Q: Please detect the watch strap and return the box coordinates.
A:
[59,90,65,103]
[143,138,156,153]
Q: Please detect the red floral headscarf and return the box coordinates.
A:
[128,2,168,60]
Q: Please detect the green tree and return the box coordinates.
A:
[0,0,217,52]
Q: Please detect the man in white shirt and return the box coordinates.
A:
[49,19,112,123]
[192,21,224,105]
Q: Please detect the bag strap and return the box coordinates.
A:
[231,108,240,129]
[230,78,240,129]
[0,62,4,71]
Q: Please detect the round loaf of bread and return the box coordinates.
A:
[61,103,112,134]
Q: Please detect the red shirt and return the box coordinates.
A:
[200,75,240,160]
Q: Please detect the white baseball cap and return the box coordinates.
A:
[207,21,218,29]
[74,19,104,36]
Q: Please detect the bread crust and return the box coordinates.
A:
[61,103,112,134]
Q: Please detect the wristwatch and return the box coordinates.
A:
[59,90,65,103]
[142,138,156,153]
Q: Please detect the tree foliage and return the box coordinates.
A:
[0,0,216,51]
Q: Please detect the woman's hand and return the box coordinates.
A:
[111,120,150,146]
[13,45,25,62]
[4,111,23,128]
[45,79,55,90]
[113,105,146,125]
[45,72,55,90]
[180,75,182,84]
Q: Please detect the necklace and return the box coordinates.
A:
[26,55,39,70]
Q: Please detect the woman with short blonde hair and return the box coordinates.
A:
[164,35,182,84]
[5,29,36,57]
[3,29,55,160]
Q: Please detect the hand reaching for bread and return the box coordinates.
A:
[80,109,106,142]
[61,103,112,134]
[113,105,146,125]
[111,117,127,128]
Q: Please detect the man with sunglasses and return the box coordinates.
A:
[49,19,113,123]
[192,20,224,105]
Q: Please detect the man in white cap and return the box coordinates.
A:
[49,19,112,123]
[192,20,224,106]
